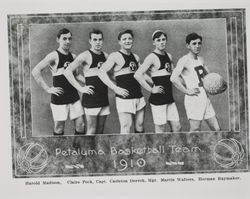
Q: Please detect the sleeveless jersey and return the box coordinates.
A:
[149,52,174,105]
[177,54,208,89]
[115,51,143,99]
[51,50,80,105]
[82,50,109,108]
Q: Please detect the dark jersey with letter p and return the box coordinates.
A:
[51,50,80,105]
[115,51,143,99]
[149,52,174,105]
[82,50,109,108]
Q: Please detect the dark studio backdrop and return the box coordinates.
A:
[30,18,229,136]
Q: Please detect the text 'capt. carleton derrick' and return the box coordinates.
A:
[55,145,204,157]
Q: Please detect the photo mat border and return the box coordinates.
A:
[8,8,249,178]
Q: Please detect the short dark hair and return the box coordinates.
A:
[186,33,202,44]
[89,29,104,39]
[57,28,72,39]
[152,30,167,41]
[117,29,134,40]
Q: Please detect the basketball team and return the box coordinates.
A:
[32,28,223,136]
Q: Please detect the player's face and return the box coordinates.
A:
[57,32,72,50]
[119,33,133,50]
[153,34,167,50]
[89,33,103,51]
[187,38,202,55]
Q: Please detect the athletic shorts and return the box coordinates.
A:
[116,97,146,114]
[184,89,215,120]
[50,100,84,121]
[150,102,180,125]
[84,106,110,116]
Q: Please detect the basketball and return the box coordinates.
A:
[17,143,48,173]
[213,138,244,169]
[203,73,227,95]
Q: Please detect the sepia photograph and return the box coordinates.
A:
[2,1,250,198]
[8,8,248,178]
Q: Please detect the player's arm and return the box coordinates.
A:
[133,53,155,87]
[144,73,154,86]
[103,52,115,82]
[170,58,199,96]
[98,53,129,98]
[74,65,86,85]
[64,52,94,95]
[134,54,164,94]
[134,53,152,85]
[168,53,175,72]
[134,55,153,92]
[75,71,86,84]
[71,53,85,84]
[31,52,63,96]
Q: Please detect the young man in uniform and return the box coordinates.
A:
[32,28,85,136]
[134,30,181,133]
[64,29,109,135]
[98,29,146,134]
[170,32,220,131]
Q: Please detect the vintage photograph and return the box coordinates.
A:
[8,8,248,178]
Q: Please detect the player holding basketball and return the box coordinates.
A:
[98,29,145,134]
[134,30,181,133]
[32,28,85,136]
[64,29,109,135]
[170,32,220,131]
